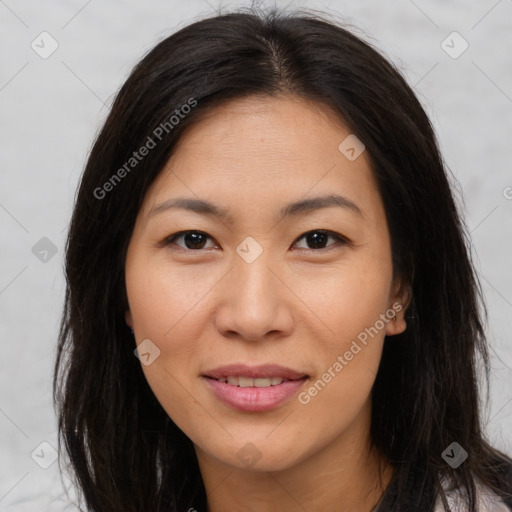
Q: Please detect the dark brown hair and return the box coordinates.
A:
[53,8,512,511]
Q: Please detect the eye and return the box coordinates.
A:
[161,229,348,252]
[293,230,348,251]
[162,230,217,251]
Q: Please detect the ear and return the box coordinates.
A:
[385,279,411,336]
[125,310,133,329]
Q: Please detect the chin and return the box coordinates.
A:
[214,438,307,473]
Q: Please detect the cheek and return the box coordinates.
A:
[125,251,222,404]
[294,279,390,439]
[290,251,392,409]
[292,255,392,348]
[126,260,211,434]
[126,252,217,340]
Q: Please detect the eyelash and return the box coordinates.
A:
[160,229,349,253]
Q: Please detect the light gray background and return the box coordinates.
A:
[1,0,511,510]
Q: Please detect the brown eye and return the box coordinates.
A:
[163,231,216,250]
[293,230,347,251]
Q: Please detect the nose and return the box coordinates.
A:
[214,250,294,342]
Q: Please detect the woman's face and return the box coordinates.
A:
[124,95,407,472]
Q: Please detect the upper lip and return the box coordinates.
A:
[203,364,308,381]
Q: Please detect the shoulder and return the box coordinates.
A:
[434,476,510,512]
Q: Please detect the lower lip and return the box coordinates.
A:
[203,377,308,412]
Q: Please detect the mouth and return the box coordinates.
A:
[202,364,309,412]
[203,363,308,384]
[206,375,293,387]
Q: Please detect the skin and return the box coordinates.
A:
[124,94,409,512]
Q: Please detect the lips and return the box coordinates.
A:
[202,364,309,412]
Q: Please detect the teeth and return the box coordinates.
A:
[239,376,254,387]
[218,376,286,387]
[254,378,272,387]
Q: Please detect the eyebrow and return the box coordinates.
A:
[148,194,364,222]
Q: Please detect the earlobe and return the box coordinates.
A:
[125,310,133,328]
[386,281,411,336]
[385,313,407,336]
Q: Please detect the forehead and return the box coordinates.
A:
[140,94,382,226]
[172,94,357,165]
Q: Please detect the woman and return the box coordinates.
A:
[53,8,512,511]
